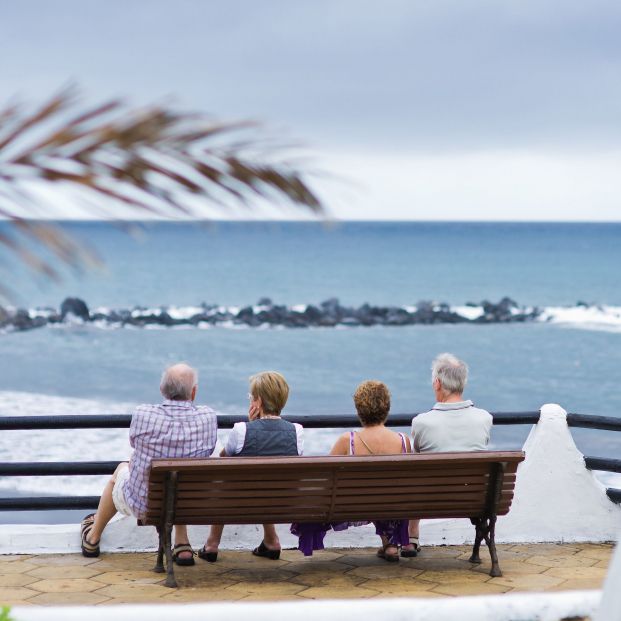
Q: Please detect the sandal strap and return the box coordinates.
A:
[172,544,194,556]
[81,526,100,551]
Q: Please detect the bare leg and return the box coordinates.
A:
[203,524,225,553]
[86,462,126,544]
[262,524,280,550]
[173,525,193,562]
[380,534,399,559]
[402,519,420,554]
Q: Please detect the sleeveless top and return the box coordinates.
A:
[349,431,407,455]
[237,418,299,457]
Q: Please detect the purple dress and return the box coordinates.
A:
[291,431,410,556]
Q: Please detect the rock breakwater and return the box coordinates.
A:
[0,296,542,332]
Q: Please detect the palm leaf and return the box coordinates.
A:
[0,86,325,294]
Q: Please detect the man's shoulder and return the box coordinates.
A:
[132,403,164,417]
[467,405,493,420]
[194,405,217,417]
[412,409,435,425]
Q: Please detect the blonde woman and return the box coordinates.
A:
[198,371,303,562]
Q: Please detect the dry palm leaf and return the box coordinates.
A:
[0,87,325,295]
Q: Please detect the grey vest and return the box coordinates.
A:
[237,418,298,457]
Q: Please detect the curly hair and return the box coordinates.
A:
[353,380,391,426]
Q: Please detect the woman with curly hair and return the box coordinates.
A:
[292,380,411,561]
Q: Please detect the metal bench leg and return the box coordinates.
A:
[469,518,483,564]
[163,522,177,588]
[163,471,178,588]
[153,526,165,573]
[485,515,502,577]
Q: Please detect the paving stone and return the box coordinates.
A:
[432,582,510,596]
[338,554,398,567]
[93,582,170,599]
[301,550,346,562]
[0,543,608,604]
[405,557,477,572]
[159,589,246,602]
[525,555,597,569]
[0,555,35,563]
[0,573,39,587]
[91,570,166,585]
[26,565,103,580]
[490,573,566,590]
[573,547,614,561]
[238,593,301,601]
[289,574,367,588]
[27,554,100,566]
[297,584,379,599]
[221,568,296,583]
[285,560,356,575]
[551,578,607,591]
[347,565,424,580]
[0,562,40,574]
[170,573,237,590]
[29,578,104,593]
[357,577,439,594]
[28,591,110,605]
[226,582,305,596]
[0,586,39,601]
[190,562,242,575]
[510,544,581,556]
[471,560,547,575]
[544,566,608,581]
[417,569,491,584]
[419,546,467,558]
[96,555,158,571]
[213,553,290,566]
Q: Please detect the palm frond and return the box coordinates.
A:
[0,87,325,294]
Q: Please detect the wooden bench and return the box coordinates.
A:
[142,451,525,587]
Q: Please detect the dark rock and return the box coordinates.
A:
[11,309,35,331]
[0,306,10,327]
[60,297,90,321]
[256,297,273,307]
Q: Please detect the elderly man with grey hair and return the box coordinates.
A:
[402,353,493,558]
[80,363,218,564]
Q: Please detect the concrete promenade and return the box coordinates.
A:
[0,542,613,606]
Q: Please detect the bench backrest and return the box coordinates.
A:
[143,451,524,526]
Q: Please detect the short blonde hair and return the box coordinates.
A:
[249,371,289,415]
[353,380,391,426]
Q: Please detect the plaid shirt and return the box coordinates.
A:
[123,399,218,518]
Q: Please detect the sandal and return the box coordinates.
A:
[377,542,399,563]
[197,546,218,563]
[172,543,195,566]
[401,537,420,558]
[252,541,280,560]
[80,513,100,558]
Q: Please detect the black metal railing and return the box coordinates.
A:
[0,411,620,511]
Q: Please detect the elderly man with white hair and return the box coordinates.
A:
[80,363,218,565]
[401,353,493,558]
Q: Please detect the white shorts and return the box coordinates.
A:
[111,463,135,517]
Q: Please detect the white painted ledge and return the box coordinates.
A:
[0,402,619,554]
[10,590,602,621]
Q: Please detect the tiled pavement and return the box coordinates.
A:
[0,543,613,606]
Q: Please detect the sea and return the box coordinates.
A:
[0,221,620,522]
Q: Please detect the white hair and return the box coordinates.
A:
[160,363,198,401]
[431,353,468,395]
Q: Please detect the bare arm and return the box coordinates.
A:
[330,433,350,456]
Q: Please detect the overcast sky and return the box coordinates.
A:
[2,0,621,220]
